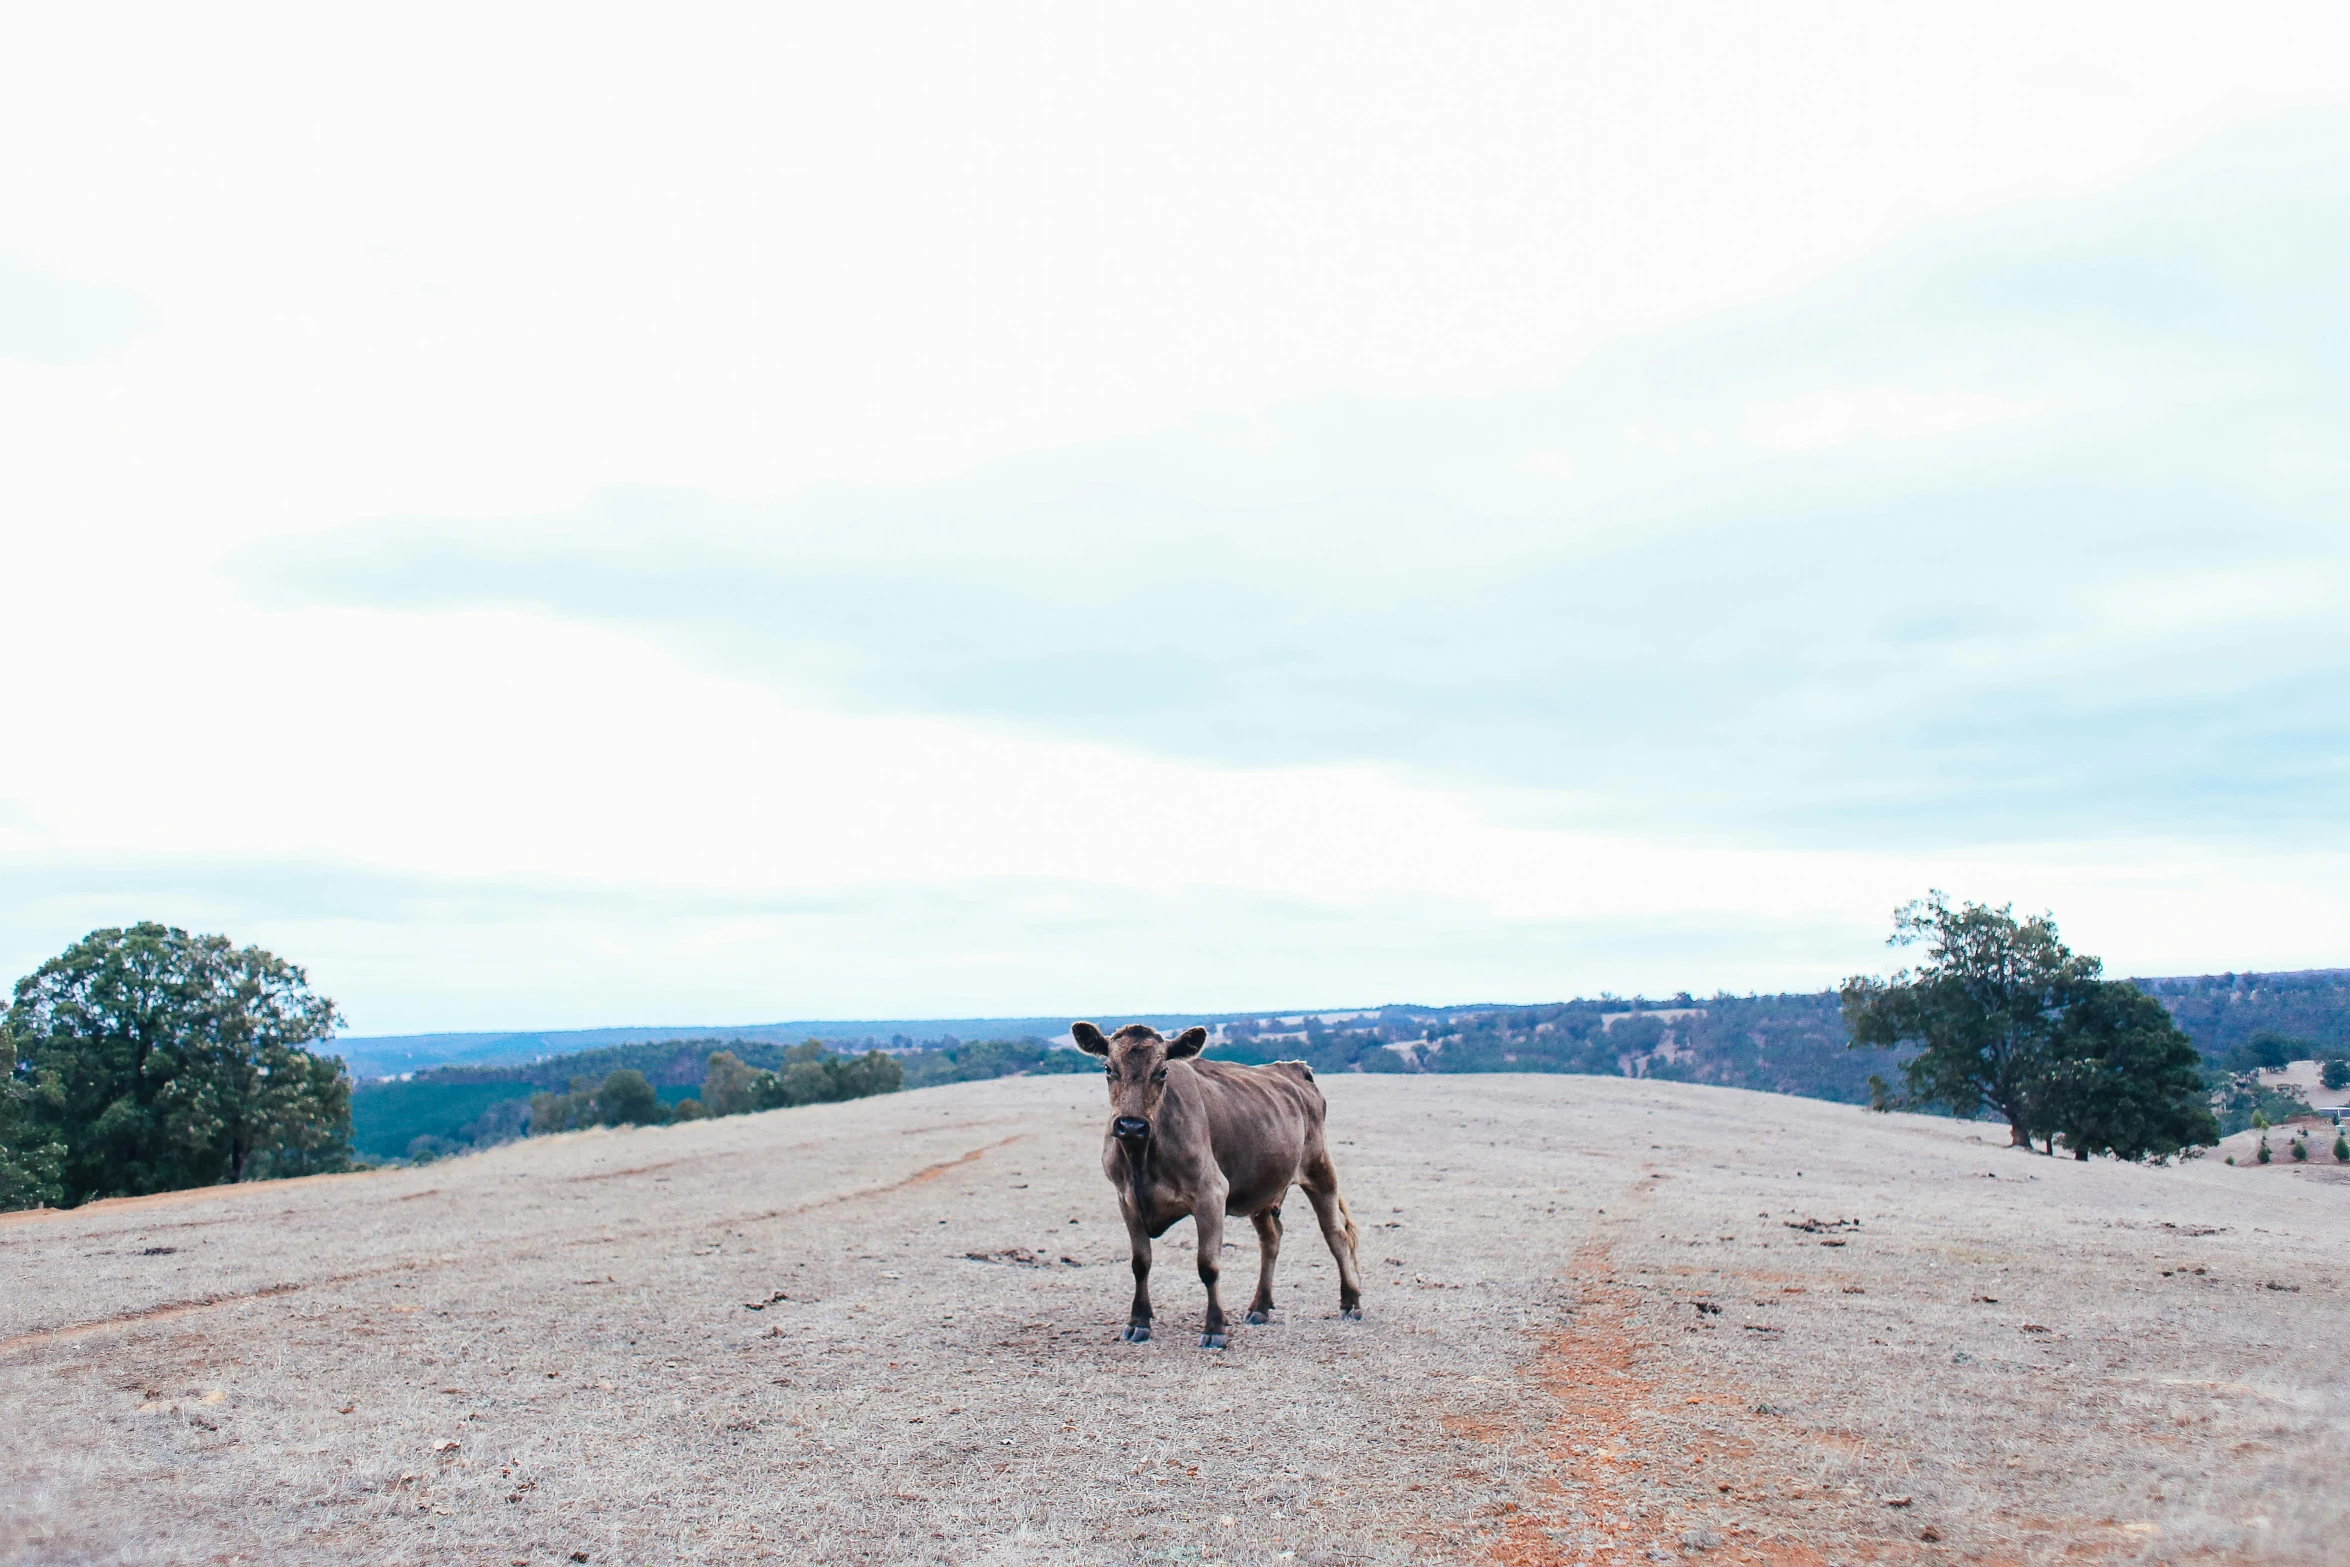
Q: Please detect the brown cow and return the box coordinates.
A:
[1073,1021,1363,1348]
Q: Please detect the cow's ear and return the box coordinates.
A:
[1166,1026,1208,1059]
[1071,1022,1111,1057]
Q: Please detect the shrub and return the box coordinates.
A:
[595,1069,665,1127]
[2334,1132,2348,1162]
[2215,1082,2311,1138]
[2290,1136,2309,1162]
[2322,1058,2350,1091]
[701,1051,760,1117]
[2256,1137,2272,1164]
[529,1077,599,1134]
[669,1097,705,1121]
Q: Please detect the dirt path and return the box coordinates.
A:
[3,1075,2344,1564]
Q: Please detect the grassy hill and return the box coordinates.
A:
[10,1074,2346,1564]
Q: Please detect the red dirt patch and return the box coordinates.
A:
[1475,1246,1928,1567]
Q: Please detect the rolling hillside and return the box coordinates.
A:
[5,1075,2345,1564]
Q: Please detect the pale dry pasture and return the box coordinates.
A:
[3,1074,2346,1566]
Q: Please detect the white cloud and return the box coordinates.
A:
[1744,388,2041,451]
[5,6,2350,1023]
[2099,566,2335,631]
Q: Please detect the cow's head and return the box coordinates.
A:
[1072,1021,1207,1145]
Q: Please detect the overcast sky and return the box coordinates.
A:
[6,2,2350,1033]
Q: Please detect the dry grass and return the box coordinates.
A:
[2,1075,2344,1565]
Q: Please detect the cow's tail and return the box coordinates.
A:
[1336,1191,1360,1262]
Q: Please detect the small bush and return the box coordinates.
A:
[529,1077,600,1134]
[2333,1133,2348,1162]
[596,1069,665,1127]
[2290,1136,2309,1162]
[2256,1138,2272,1164]
[701,1052,761,1117]
[669,1097,706,1121]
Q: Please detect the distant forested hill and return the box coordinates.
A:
[1204,995,1893,1103]
[349,1033,1088,1160]
[2133,969,2350,1059]
[347,968,2350,1161]
[1201,972,2350,1098]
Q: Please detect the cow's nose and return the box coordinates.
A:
[1112,1116,1150,1141]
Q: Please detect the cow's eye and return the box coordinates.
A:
[1103,1067,1115,1079]
[1151,1067,1167,1084]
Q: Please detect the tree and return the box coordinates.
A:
[2226,1029,2311,1075]
[4,923,352,1208]
[528,1077,599,1134]
[2043,981,2219,1161]
[595,1069,665,1127]
[1843,893,2098,1146]
[2321,1058,2350,1091]
[701,1050,760,1117]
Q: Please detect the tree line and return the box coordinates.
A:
[524,1042,901,1134]
[371,1033,1089,1159]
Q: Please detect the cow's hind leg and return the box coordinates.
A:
[1246,1208,1282,1324]
[1194,1202,1230,1349]
[1301,1161,1364,1320]
[1120,1203,1153,1343]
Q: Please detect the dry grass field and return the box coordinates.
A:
[4,1073,2346,1567]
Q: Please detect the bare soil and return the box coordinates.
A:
[3,1074,2344,1566]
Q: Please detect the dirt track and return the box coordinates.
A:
[3,1074,2345,1565]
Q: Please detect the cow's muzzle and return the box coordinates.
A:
[1112,1116,1150,1143]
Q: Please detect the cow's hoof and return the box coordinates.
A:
[1340,1304,1363,1321]
[1200,1331,1229,1350]
[1244,1309,1270,1325]
[1121,1323,1151,1343]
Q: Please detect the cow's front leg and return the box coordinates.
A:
[1120,1201,1153,1343]
[1246,1208,1282,1324]
[1194,1195,1230,1348]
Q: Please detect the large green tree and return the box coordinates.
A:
[2042,980,2219,1161]
[1842,893,2100,1146]
[3,923,353,1207]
